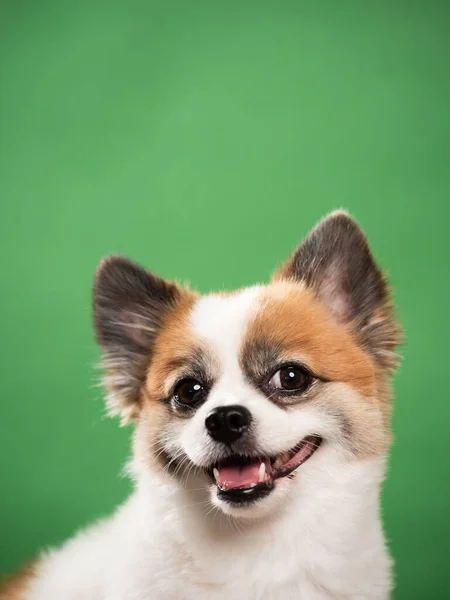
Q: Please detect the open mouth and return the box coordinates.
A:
[207,435,322,505]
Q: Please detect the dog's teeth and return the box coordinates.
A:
[259,462,266,483]
[213,468,219,483]
[250,482,257,488]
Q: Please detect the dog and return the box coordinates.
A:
[1,211,401,600]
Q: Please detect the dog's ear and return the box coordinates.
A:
[93,256,188,423]
[273,211,401,372]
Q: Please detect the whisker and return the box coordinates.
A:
[179,498,211,510]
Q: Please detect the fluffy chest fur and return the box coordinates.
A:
[27,457,390,600]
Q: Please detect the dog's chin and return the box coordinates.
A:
[205,435,323,519]
[208,476,292,518]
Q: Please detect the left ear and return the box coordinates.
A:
[93,255,191,423]
[273,211,401,372]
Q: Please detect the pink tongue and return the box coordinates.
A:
[218,460,269,490]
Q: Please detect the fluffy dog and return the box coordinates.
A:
[1,211,400,600]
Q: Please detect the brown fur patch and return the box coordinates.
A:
[244,281,376,398]
[241,281,393,456]
[144,291,202,401]
[134,291,204,475]
[0,562,37,600]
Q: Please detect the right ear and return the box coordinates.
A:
[272,211,401,373]
[93,256,188,423]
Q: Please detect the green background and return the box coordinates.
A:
[1,1,449,597]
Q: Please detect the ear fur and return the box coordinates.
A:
[93,256,186,423]
[273,211,401,372]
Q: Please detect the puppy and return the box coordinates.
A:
[1,211,401,600]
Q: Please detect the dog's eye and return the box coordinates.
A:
[269,365,311,392]
[173,379,206,407]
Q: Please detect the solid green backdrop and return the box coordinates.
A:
[1,1,449,598]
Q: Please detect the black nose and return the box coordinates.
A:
[205,405,252,445]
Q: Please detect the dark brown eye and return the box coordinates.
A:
[269,365,311,392]
[173,379,206,407]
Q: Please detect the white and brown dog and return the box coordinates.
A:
[1,211,401,600]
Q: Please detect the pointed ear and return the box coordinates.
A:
[273,211,401,372]
[93,256,189,422]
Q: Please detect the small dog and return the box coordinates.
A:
[1,211,401,600]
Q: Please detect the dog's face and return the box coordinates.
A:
[93,212,400,519]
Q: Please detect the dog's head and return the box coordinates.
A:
[93,212,400,518]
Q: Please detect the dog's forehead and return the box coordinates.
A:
[189,283,327,367]
[188,281,375,397]
[147,281,375,400]
[190,286,263,367]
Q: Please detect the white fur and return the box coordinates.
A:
[25,289,392,600]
